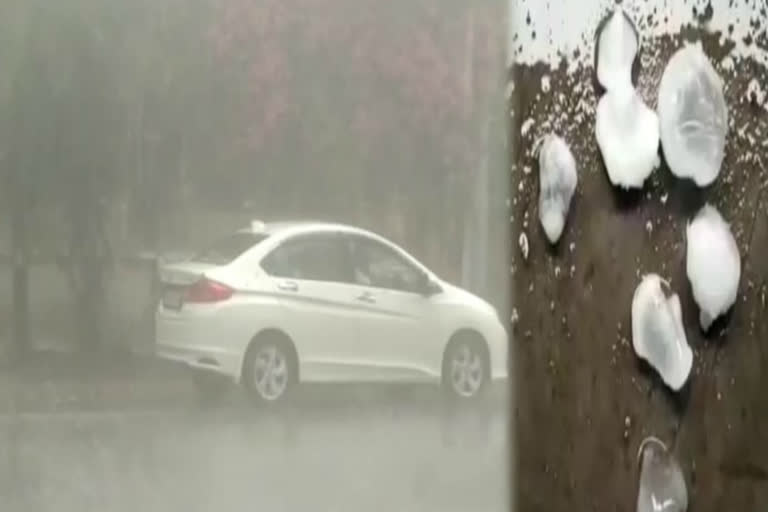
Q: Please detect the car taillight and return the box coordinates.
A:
[185,278,234,303]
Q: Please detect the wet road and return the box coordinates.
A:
[0,392,508,512]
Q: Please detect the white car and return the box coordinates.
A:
[156,221,508,402]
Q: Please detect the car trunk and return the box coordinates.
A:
[158,262,220,311]
[159,262,219,287]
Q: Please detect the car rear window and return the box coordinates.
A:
[192,232,269,265]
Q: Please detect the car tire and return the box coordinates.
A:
[191,369,230,404]
[442,333,489,400]
[242,333,296,405]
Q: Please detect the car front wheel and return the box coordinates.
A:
[443,335,489,400]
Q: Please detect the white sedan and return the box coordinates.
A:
[155,221,508,402]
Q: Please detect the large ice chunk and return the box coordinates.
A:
[596,88,660,189]
[597,9,638,92]
[631,274,692,391]
[637,437,688,512]
[686,204,741,330]
[538,134,578,244]
[658,43,728,187]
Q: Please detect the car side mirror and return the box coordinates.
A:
[418,274,442,297]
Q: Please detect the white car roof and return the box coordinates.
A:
[238,220,375,238]
[236,220,435,278]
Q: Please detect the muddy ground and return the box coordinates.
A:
[510,25,768,511]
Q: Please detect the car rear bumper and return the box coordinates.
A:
[155,343,238,378]
[155,310,242,380]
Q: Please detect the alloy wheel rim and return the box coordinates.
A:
[450,344,483,397]
[252,345,288,401]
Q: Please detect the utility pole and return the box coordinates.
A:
[460,3,507,312]
[460,5,492,301]
[6,7,34,362]
[8,155,29,361]
[460,6,478,293]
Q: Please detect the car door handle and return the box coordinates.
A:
[277,281,299,292]
[355,292,376,304]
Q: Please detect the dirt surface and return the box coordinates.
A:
[510,24,768,511]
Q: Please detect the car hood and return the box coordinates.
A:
[438,282,500,318]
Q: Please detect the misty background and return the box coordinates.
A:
[0,0,509,357]
[0,2,511,510]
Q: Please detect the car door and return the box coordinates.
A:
[259,233,363,382]
[343,234,443,382]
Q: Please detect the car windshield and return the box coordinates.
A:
[192,232,269,265]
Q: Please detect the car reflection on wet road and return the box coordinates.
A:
[0,392,508,512]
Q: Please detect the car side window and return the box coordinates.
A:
[193,233,269,265]
[349,237,424,293]
[261,235,351,283]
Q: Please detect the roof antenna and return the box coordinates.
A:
[251,220,266,232]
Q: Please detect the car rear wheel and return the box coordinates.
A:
[443,334,488,400]
[242,335,296,404]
